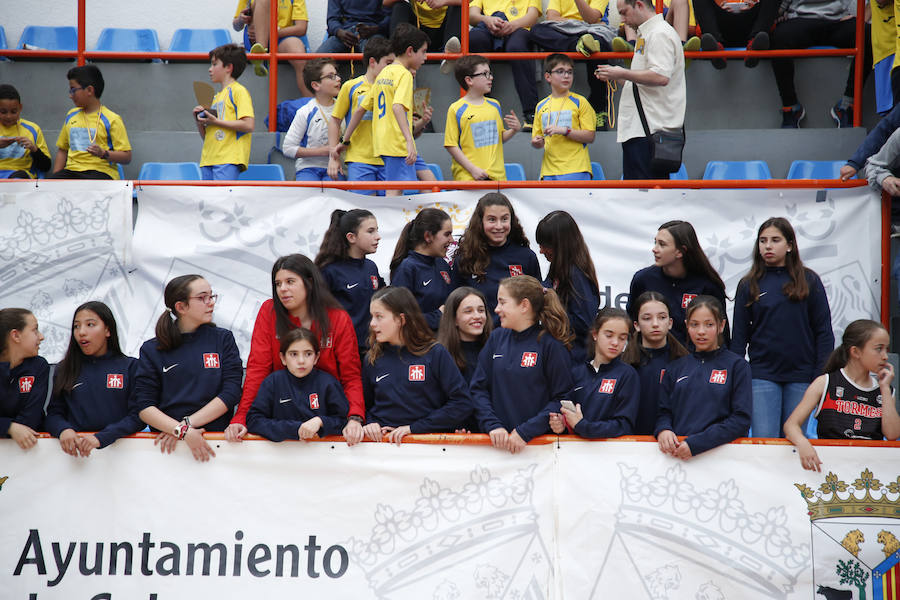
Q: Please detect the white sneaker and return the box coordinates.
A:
[440,36,461,75]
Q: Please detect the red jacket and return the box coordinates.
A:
[231,299,364,425]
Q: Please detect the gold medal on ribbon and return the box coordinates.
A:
[509,5,518,16]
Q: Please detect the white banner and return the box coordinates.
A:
[2,438,899,599]
[127,186,882,361]
[0,181,134,363]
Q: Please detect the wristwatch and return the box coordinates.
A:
[173,416,192,440]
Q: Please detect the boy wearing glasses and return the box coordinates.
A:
[51,65,131,180]
[283,58,343,181]
[531,53,596,180]
[193,44,255,181]
[444,55,521,181]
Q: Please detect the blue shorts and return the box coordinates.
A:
[382,155,417,181]
[243,29,307,51]
[201,164,241,180]
[295,167,345,181]
[543,172,591,181]
[414,156,428,172]
[347,162,385,196]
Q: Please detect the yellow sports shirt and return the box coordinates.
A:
[0,118,49,176]
[233,0,308,27]
[547,0,608,21]
[412,1,448,29]
[57,106,131,179]
[200,81,254,169]
[444,97,507,181]
[532,92,595,178]
[333,75,382,166]
[471,0,542,24]
[360,63,414,158]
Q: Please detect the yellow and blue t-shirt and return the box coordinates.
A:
[200,81,254,170]
[0,118,49,176]
[57,106,131,179]
[444,97,507,181]
[233,0,308,27]
[360,63,414,158]
[533,92,595,178]
[546,0,608,21]
[471,0,542,24]
[333,74,382,166]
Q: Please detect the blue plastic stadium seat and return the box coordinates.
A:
[95,28,160,53]
[786,160,845,180]
[590,162,605,181]
[703,160,772,180]
[138,162,202,180]
[239,164,285,181]
[17,26,77,51]
[300,35,310,52]
[505,163,526,181]
[0,26,8,61]
[424,162,444,180]
[169,29,232,53]
[117,164,125,180]
[669,163,688,180]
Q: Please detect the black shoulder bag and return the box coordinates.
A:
[632,83,685,174]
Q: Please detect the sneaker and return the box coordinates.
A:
[682,35,700,68]
[250,42,268,77]
[440,36,461,75]
[576,33,602,57]
[701,33,726,70]
[830,102,852,128]
[891,223,900,238]
[521,113,535,132]
[596,111,609,131]
[744,31,769,69]
[611,37,634,67]
[780,104,805,128]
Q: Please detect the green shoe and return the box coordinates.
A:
[250,42,268,77]
[611,37,634,68]
[682,35,700,68]
[576,33,602,57]
[596,111,609,131]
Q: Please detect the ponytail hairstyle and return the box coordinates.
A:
[455,193,529,282]
[740,217,809,305]
[54,301,124,396]
[659,220,727,297]
[389,208,452,278]
[437,286,493,371]
[685,295,727,349]
[622,291,688,366]
[155,274,204,352]
[587,307,633,361]
[271,254,341,341]
[366,286,436,364]
[535,210,599,306]
[822,319,886,374]
[499,275,573,348]
[315,209,376,269]
[0,308,33,357]
[279,327,321,355]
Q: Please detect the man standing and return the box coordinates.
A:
[595,0,685,179]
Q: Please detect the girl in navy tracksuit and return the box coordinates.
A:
[551,308,640,438]
[785,319,900,471]
[0,308,48,450]
[247,328,350,441]
[451,193,541,326]
[362,286,473,444]
[730,217,834,438]
[535,210,601,365]
[627,220,729,348]
[315,209,385,358]
[437,287,494,384]
[622,291,688,435]
[471,275,575,453]
[134,274,243,462]
[655,296,751,459]
[390,208,457,331]
[45,301,142,456]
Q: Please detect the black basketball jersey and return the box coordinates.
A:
[815,369,885,440]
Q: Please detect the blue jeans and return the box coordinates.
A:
[751,379,809,437]
[201,164,241,180]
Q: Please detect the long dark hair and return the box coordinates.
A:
[587,307,633,361]
[155,274,204,352]
[54,301,124,395]
[271,254,341,341]
[685,295,727,349]
[659,220,727,296]
[437,287,493,371]
[389,208,451,278]
[454,193,529,282]
[740,217,810,305]
[500,275,573,348]
[315,209,376,269]
[622,291,688,366]
[0,308,32,356]
[366,286,436,364]
[535,210,599,306]
[822,319,886,374]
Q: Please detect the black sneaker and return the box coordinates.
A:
[596,111,609,131]
[744,31,768,69]
[830,102,852,128]
[780,104,805,128]
[701,33,726,70]
[521,113,535,132]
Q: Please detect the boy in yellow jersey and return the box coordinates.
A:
[328,36,395,194]
[0,85,50,179]
[444,55,521,181]
[192,44,255,180]
[50,65,131,180]
[233,0,310,95]
[531,54,596,180]
[358,23,429,196]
